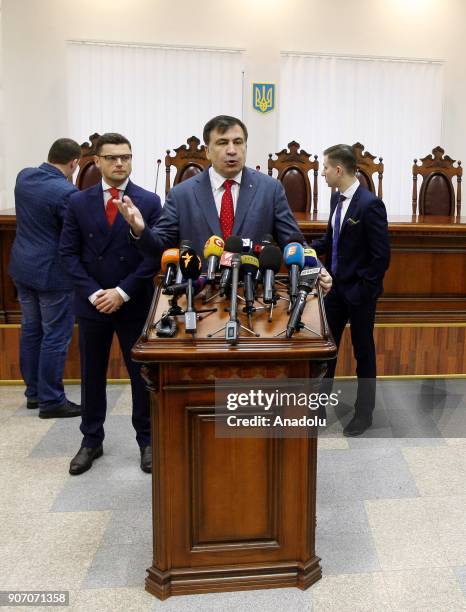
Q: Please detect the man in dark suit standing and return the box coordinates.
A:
[60,133,161,475]
[114,115,332,292]
[313,144,390,436]
[8,138,82,419]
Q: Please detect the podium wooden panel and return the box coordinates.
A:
[132,280,336,600]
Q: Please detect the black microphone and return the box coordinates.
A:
[163,276,207,297]
[219,235,243,296]
[286,267,321,338]
[254,234,275,286]
[225,253,242,344]
[175,240,193,283]
[240,254,259,313]
[179,246,202,333]
[259,245,282,304]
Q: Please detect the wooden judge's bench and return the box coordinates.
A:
[1,210,466,378]
[132,278,335,599]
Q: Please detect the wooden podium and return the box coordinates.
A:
[132,279,336,600]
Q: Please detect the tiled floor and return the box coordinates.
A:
[1,383,465,611]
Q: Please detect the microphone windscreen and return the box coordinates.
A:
[179,247,202,280]
[224,235,243,253]
[259,245,282,272]
[304,247,319,268]
[203,235,224,259]
[240,254,259,274]
[161,248,179,272]
[283,243,305,268]
[261,234,275,246]
[288,232,306,245]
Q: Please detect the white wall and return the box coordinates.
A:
[1,0,465,210]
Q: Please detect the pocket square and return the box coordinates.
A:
[347,218,360,225]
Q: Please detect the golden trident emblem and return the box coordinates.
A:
[253,84,274,113]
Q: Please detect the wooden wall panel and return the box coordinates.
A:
[1,323,465,382]
[0,325,128,381]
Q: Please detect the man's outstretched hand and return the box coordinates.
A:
[114,195,146,236]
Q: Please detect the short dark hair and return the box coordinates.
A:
[47,138,81,164]
[323,144,357,174]
[203,115,248,145]
[95,133,132,155]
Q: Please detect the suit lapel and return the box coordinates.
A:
[193,170,222,237]
[233,167,257,236]
[89,183,111,240]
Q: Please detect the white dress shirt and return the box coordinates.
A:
[88,179,130,305]
[331,179,360,231]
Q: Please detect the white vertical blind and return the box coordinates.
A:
[278,54,444,215]
[66,42,244,199]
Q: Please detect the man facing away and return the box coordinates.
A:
[314,144,390,436]
[60,133,162,475]
[114,114,332,294]
[8,138,82,419]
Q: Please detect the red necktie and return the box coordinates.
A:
[220,179,234,240]
[106,187,120,226]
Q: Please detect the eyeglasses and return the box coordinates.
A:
[98,154,132,163]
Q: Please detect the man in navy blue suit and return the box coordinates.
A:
[9,138,82,419]
[313,144,390,436]
[60,133,162,475]
[115,115,332,293]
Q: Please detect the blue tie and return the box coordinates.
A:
[331,194,346,275]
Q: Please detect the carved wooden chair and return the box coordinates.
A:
[353,142,384,198]
[165,136,209,195]
[268,141,319,214]
[412,146,462,216]
[75,133,102,190]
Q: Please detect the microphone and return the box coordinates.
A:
[240,254,259,313]
[242,238,253,252]
[203,235,224,282]
[161,248,180,288]
[304,247,319,269]
[163,276,207,297]
[225,253,242,344]
[286,267,321,338]
[219,235,243,296]
[283,242,305,305]
[254,234,275,286]
[259,245,282,304]
[179,246,202,333]
[175,240,193,283]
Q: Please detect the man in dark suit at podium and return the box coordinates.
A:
[313,144,390,436]
[8,138,82,419]
[114,115,332,293]
[60,133,162,475]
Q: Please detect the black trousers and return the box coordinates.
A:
[78,315,150,448]
[324,285,377,416]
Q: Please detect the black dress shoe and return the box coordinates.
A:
[27,398,39,409]
[140,446,152,473]
[69,445,103,475]
[343,414,373,437]
[39,399,81,419]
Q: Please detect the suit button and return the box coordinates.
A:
[89,233,94,238]
[119,256,126,262]
[98,256,103,260]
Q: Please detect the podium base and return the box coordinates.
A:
[146,557,321,600]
